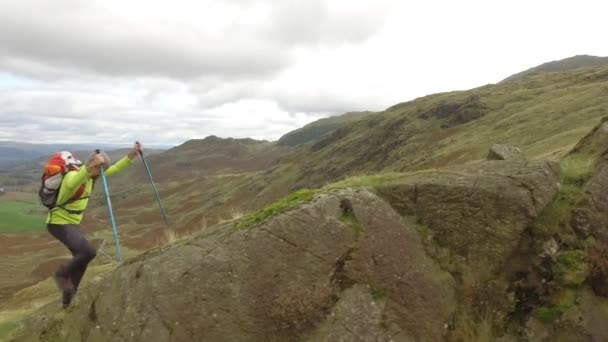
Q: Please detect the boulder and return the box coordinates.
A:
[376,160,560,278]
[487,144,525,161]
[566,117,608,157]
[306,284,390,342]
[15,189,455,342]
[567,118,608,297]
[571,163,608,242]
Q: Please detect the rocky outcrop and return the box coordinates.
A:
[487,144,525,161]
[571,164,608,241]
[568,118,608,298]
[376,160,560,279]
[417,95,489,128]
[15,189,455,342]
[566,117,608,158]
[306,284,390,342]
[569,118,608,241]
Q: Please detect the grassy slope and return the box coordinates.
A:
[91,65,608,240]
[287,65,608,188]
[0,193,46,233]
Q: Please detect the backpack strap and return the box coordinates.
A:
[54,195,90,215]
[55,205,86,215]
[52,169,91,214]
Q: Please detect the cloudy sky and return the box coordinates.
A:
[0,0,606,146]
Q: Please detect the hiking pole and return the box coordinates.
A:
[96,149,124,264]
[136,141,170,227]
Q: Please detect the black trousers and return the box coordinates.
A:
[47,224,97,290]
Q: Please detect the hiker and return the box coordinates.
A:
[44,143,143,307]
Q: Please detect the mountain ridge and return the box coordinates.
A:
[502,54,608,82]
[277,111,375,147]
[110,62,608,233]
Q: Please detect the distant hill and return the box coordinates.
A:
[0,142,84,163]
[135,136,293,182]
[0,141,126,166]
[277,111,374,146]
[502,54,608,82]
[0,146,164,188]
[0,141,171,166]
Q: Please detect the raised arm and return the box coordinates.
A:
[105,142,143,177]
[105,156,132,177]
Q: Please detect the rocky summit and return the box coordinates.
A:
[8,159,576,341]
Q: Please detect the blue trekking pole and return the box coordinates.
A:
[136,141,170,227]
[96,149,123,263]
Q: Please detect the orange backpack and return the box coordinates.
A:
[39,152,85,210]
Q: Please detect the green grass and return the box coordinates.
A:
[532,184,583,238]
[537,288,579,324]
[0,321,17,340]
[537,306,563,324]
[0,200,46,233]
[561,153,595,186]
[554,250,589,287]
[339,211,363,237]
[238,189,320,228]
[371,287,386,301]
[532,153,593,238]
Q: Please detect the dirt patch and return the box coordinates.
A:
[0,192,34,202]
[133,212,159,225]
[0,234,55,257]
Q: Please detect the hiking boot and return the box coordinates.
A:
[62,288,76,308]
[54,271,75,308]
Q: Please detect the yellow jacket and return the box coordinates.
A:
[46,156,133,225]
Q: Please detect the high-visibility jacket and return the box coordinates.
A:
[46,156,132,225]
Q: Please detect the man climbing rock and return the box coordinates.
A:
[44,143,143,307]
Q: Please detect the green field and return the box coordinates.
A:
[0,199,46,233]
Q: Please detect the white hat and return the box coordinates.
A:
[60,151,83,168]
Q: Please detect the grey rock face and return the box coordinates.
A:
[16,189,455,342]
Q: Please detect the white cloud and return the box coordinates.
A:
[0,0,607,145]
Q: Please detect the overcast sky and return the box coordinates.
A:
[0,0,607,146]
